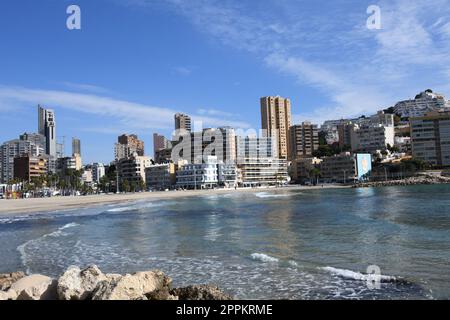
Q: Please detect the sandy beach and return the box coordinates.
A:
[0,185,347,217]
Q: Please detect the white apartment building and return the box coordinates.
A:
[176,156,219,189]
[393,90,450,119]
[92,163,106,183]
[238,158,289,187]
[350,123,395,153]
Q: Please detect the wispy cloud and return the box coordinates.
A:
[122,0,450,124]
[0,85,251,132]
[197,108,237,118]
[172,66,193,76]
[60,81,110,94]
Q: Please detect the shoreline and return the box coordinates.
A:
[0,185,348,217]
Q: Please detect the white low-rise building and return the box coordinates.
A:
[176,156,219,189]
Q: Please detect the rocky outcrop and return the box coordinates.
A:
[0,271,25,291]
[10,275,58,300]
[0,266,233,301]
[354,175,450,188]
[91,270,172,300]
[170,285,233,300]
[57,265,108,300]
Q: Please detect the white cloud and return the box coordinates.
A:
[0,85,251,132]
[125,0,450,125]
[60,82,110,94]
[172,66,193,76]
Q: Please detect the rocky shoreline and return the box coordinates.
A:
[0,265,233,300]
[354,175,450,188]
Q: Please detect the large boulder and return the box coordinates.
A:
[10,274,57,300]
[0,271,25,291]
[0,289,18,300]
[91,270,172,300]
[171,285,233,300]
[57,265,108,300]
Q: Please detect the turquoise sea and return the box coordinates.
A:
[1,185,449,299]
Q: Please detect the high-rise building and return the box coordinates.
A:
[20,133,46,152]
[0,139,44,183]
[38,105,57,158]
[175,113,192,132]
[410,111,450,166]
[260,96,292,159]
[289,122,319,160]
[115,134,145,160]
[72,138,81,156]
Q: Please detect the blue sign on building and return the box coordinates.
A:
[356,153,372,180]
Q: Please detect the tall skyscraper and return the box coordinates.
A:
[38,105,57,158]
[175,113,192,132]
[260,96,292,159]
[72,137,81,156]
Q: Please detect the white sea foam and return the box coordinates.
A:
[251,253,279,263]
[255,192,291,199]
[16,222,80,274]
[321,266,398,283]
[288,260,298,267]
[106,201,161,213]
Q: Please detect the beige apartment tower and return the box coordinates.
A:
[260,96,292,159]
[175,113,192,132]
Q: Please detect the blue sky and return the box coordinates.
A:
[1,0,450,164]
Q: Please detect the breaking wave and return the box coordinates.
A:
[251,253,279,263]
[320,266,403,283]
[17,222,80,274]
[255,192,292,199]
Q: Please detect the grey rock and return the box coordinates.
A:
[171,285,233,300]
[57,265,107,300]
[0,271,25,291]
[91,270,172,300]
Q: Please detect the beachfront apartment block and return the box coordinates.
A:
[260,96,292,159]
[238,158,289,187]
[117,156,153,185]
[289,157,322,184]
[320,153,372,183]
[13,156,48,182]
[176,156,220,189]
[145,163,176,191]
[410,111,450,166]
